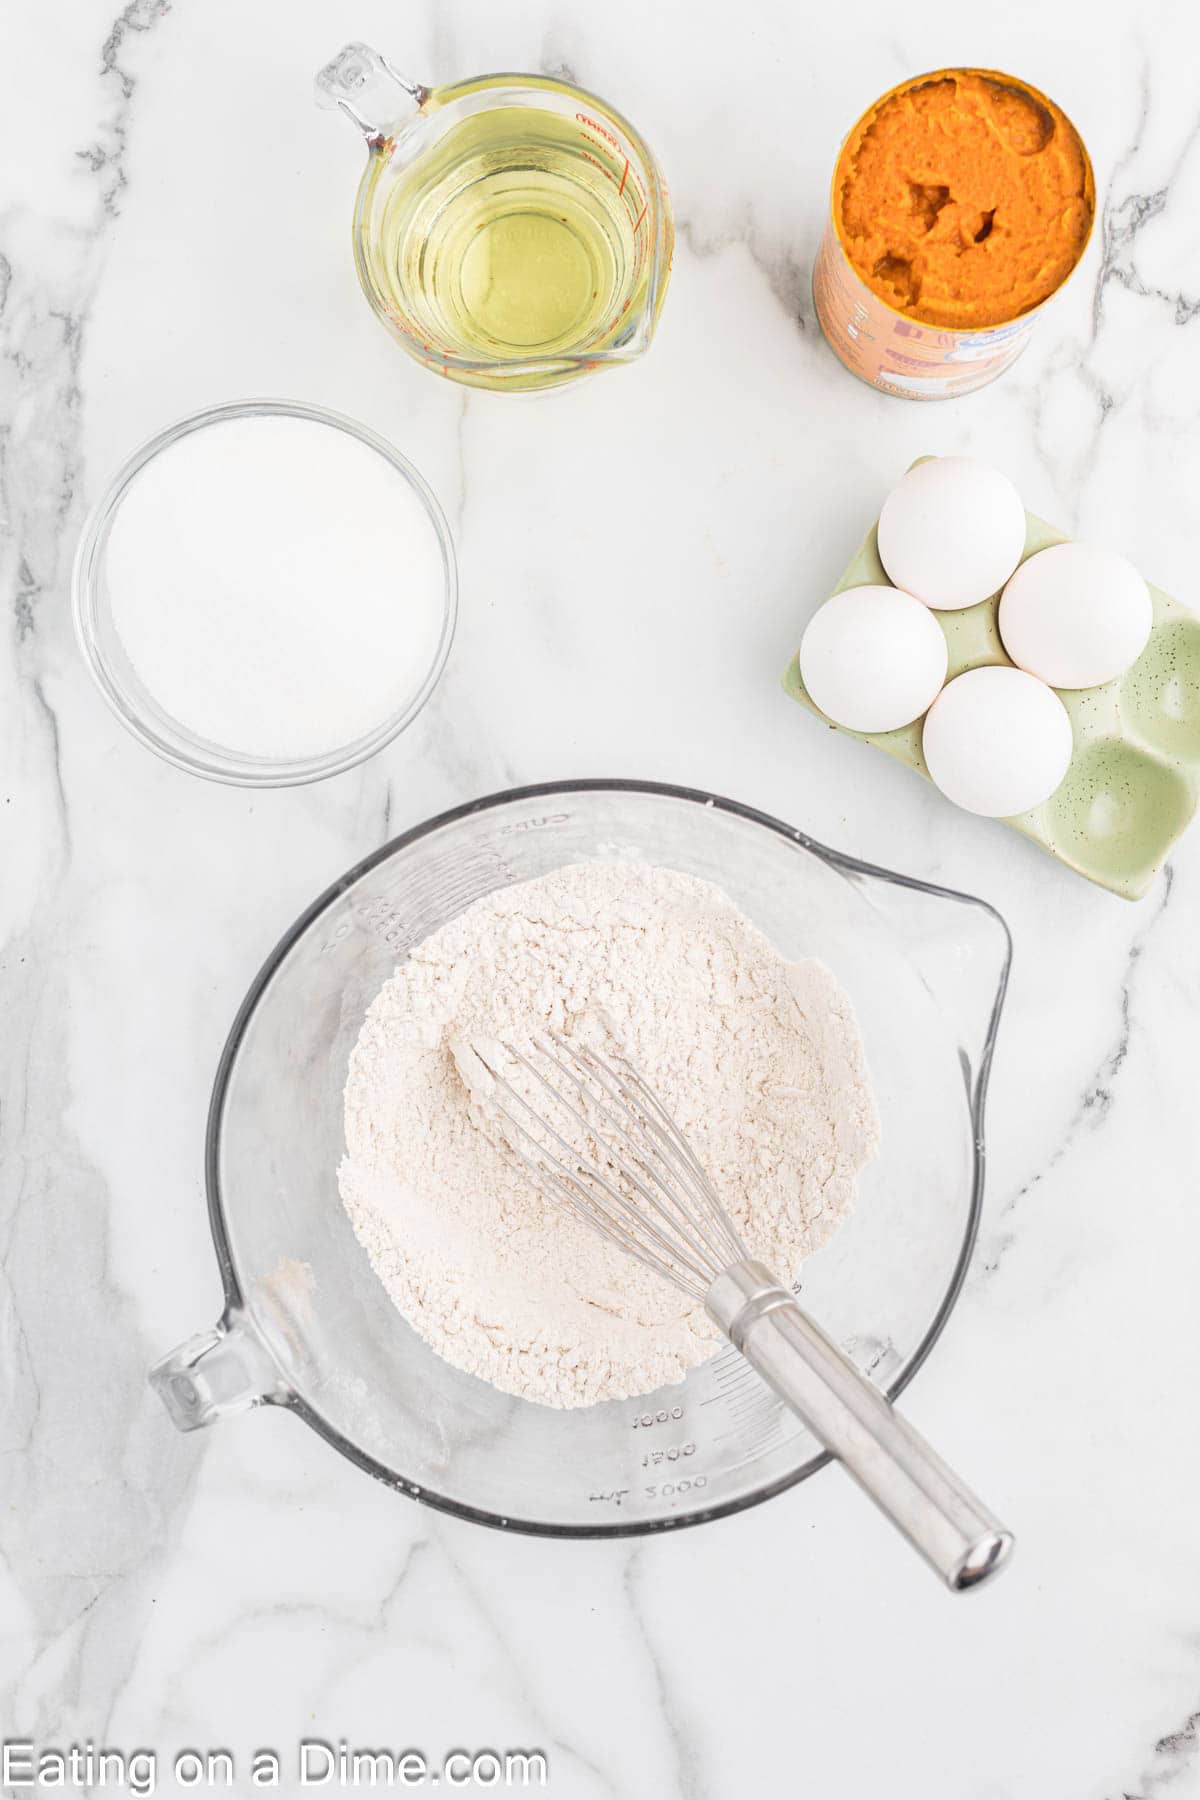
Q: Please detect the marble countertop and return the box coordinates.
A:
[4,1,1200,1794]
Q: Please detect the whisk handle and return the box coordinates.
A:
[706,1261,1012,1591]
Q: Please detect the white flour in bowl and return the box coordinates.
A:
[339,863,878,1407]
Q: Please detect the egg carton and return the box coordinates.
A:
[782,460,1200,899]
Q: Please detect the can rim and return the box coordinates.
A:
[824,66,1097,340]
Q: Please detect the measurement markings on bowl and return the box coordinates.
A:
[588,1475,711,1509]
[845,1333,901,1382]
[631,1403,685,1427]
[626,1398,714,1489]
[639,1441,698,1469]
[498,813,570,836]
[702,1345,787,1451]
[329,849,520,957]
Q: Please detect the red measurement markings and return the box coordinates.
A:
[579,149,617,184]
[618,157,629,197]
[575,110,620,148]
[386,301,457,360]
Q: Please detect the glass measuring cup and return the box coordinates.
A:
[315,44,673,393]
[149,782,1010,1539]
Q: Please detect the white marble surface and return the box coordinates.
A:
[3,1,1200,1794]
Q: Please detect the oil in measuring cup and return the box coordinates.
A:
[318,49,673,390]
[379,109,645,360]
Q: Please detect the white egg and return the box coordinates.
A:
[998,541,1153,689]
[799,584,948,733]
[922,666,1073,817]
[877,456,1027,611]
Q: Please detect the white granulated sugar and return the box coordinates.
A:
[106,414,445,759]
[339,863,879,1408]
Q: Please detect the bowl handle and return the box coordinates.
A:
[148,1309,283,1431]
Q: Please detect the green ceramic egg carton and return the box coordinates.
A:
[782,461,1200,899]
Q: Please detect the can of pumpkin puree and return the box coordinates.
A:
[813,68,1095,398]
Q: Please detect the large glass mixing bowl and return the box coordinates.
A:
[150,782,1010,1537]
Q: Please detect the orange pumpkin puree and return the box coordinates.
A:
[834,69,1093,329]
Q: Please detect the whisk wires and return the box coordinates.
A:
[469,1033,746,1300]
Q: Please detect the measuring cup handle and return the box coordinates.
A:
[149,1309,283,1432]
[706,1261,1013,1591]
[314,43,427,146]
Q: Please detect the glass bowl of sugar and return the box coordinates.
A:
[73,399,457,786]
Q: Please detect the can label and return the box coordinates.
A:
[813,218,1038,399]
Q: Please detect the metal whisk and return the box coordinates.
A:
[469,1031,1013,1591]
